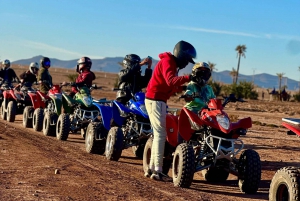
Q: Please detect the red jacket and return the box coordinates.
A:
[72,71,96,93]
[145,52,189,102]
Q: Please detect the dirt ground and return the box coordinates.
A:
[1,67,300,201]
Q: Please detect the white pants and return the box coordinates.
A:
[145,99,167,172]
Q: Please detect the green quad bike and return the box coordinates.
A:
[56,83,110,142]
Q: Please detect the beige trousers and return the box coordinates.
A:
[145,99,167,172]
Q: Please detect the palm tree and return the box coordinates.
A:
[229,67,238,84]
[276,73,285,101]
[207,61,217,81]
[235,44,247,84]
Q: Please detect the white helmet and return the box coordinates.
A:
[2,59,10,69]
[29,62,39,74]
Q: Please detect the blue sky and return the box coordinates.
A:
[1,0,300,80]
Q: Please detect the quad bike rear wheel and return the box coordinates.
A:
[142,137,173,175]
[238,149,261,194]
[43,112,58,136]
[105,127,124,161]
[56,113,70,141]
[6,101,16,122]
[33,108,44,131]
[202,167,230,182]
[85,122,106,155]
[132,145,144,158]
[172,143,195,188]
[23,106,34,128]
[269,166,300,201]
[1,101,7,120]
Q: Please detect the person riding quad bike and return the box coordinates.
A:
[116,54,152,104]
[61,56,96,98]
[37,57,52,94]
[184,62,215,113]
[0,59,20,86]
[15,62,39,94]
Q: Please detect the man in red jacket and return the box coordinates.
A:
[145,40,197,181]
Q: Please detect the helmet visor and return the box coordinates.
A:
[44,61,51,66]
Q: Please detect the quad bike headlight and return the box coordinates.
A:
[139,104,148,115]
[216,115,230,130]
[83,96,92,106]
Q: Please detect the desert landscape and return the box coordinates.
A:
[1,66,300,201]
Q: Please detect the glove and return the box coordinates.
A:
[182,86,187,91]
[70,82,76,87]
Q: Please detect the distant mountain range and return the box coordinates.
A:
[12,55,300,90]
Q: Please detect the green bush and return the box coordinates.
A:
[208,80,222,97]
[293,93,300,102]
[221,81,258,99]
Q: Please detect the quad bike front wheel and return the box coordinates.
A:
[43,112,58,137]
[269,166,300,201]
[85,122,106,155]
[1,101,7,120]
[142,137,173,175]
[202,167,230,182]
[33,108,44,131]
[172,143,195,188]
[56,113,70,141]
[6,101,16,122]
[238,149,261,194]
[23,106,34,128]
[105,127,124,161]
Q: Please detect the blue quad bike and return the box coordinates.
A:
[92,91,152,161]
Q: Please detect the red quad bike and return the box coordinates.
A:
[23,84,62,134]
[143,94,261,194]
[0,83,35,122]
[268,118,300,200]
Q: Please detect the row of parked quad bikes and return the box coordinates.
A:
[0,82,299,200]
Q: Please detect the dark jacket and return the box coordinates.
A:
[146,52,189,103]
[19,71,37,87]
[117,66,152,103]
[0,68,19,85]
[37,67,52,93]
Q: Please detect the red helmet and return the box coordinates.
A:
[77,57,92,72]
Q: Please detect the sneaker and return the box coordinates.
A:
[144,169,152,178]
[150,171,172,182]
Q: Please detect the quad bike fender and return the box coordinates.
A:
[166,114,179,147]
[48,96,62,115]
[230,117,252,130]
[27,92,46,109]
[112,100,130,126]
[282,122,300,137]
[62,93,76,113]
[2,90,13,99]
[178,107,204,141]
[93,102,113,131]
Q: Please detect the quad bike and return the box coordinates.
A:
[104,91,152,161]
[269,166,300,201]
[22,84,62,134]
[143,94,261,194]
[1,83,37,122]
[56,83,108,141]
[41,84,65,136]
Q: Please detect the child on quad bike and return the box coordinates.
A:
[37,57,53,94]
[116,54,153,104]
[17,62,39,90]
[184,62,215,113]
[62,56,96,97]
[0,59,20,87]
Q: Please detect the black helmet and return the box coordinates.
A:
[173,40,197,69]
[77,57,92,72]
[122,54,141,69]
[40,57,51,68]
[191,62,211,86]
